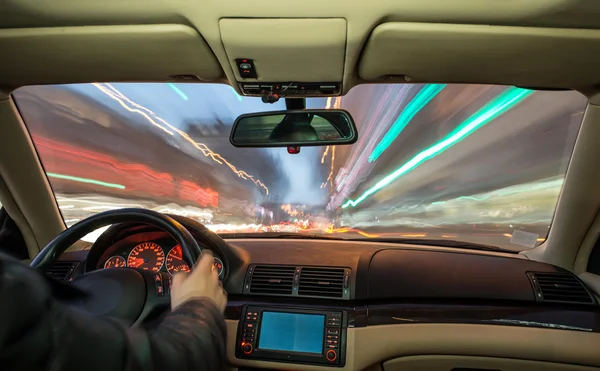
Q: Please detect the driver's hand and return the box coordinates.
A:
[170,251,227,312]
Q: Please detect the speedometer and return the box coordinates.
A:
[127,242,165,272]
[166,245,191,275]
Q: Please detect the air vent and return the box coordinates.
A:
[47,261,79,281]
[298,267,345,298]
[528,272,595,305]
[249,265,295,295]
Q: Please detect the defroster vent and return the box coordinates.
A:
[249,265,295,295]
[528,272,595,305]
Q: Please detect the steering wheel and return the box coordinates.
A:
[30,208,202,326]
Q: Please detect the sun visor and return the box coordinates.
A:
[358,22,600,89]
[219,18,347,83]
[0,24,223,88]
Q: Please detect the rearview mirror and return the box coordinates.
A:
[230,109,358,147]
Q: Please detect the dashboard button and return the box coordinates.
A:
[326,350,337,362]
[242,343,253,355]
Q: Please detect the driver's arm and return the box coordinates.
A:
[0,252,227,371]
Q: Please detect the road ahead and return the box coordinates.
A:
[13,83,587,251]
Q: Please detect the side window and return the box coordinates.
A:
[587,237,600,275]
[0,207,29,260]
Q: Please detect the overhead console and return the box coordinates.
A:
[239,82,341,97]
[219,18,347,96]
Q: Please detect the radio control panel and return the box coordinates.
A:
[236,306,346,367]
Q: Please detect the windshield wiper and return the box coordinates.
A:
[222,232,344,240]
[347,238,510,253]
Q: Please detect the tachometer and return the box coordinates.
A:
[167,245,225,278]
[166,245,191,275]
[104,256,126,269]
[127,242,165,272]
[213,257,224,277]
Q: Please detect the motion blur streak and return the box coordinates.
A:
[167,83,189,101]
[321,146,336,190]
[324,226,379,238]
[46,173,126,189]
[92,83,174,135]
[93,83,269,195]
[369,84,446,162]
[328,85,417,210]
[35,136,219,207]
[342,87,533,208]
[321,146,330,164]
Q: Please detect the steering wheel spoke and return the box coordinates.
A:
[135,271,173,325]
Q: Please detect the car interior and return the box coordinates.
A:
[2,0,600,370]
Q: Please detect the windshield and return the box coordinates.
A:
[14,83,586,251]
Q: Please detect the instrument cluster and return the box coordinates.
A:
[100,241,225,278]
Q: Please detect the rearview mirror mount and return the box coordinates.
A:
[230,109,358,148]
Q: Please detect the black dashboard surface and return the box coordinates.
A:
[367,248,558,301]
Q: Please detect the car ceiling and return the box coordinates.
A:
[2,0,600,276]
[1,0,600,94]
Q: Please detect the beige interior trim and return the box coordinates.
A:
[4,0,600,95]
[0,24,223,89]
[226,320,600,370]
[0,97,64,256]
[219,18,347,83]
[383,355,600,371]
[524,101,600,269]
[579,272,600,299]
[358,23,600,88]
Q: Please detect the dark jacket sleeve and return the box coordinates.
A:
[0,254,227,371]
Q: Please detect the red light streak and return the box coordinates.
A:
[33,136,219,207]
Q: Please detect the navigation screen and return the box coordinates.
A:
[258,312,325,354]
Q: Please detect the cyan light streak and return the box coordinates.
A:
[232,86,243,102]
[369,84,446,162]
[46,172,126,189]
[167,83,189,101]
[342,87,534,209]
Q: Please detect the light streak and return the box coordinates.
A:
[369,84,446,162]
[55,196,145,208]
[93,83,269,194]
[342,88,533,209]
[231,86,243,102]
[321,146,336,189]
[167,83,189,101]
[503,233,545,243]
[324,226,379,238]
[46,172,126,189]
[93,83,174,135]
[430,178,564,207]
[321,146,330,163]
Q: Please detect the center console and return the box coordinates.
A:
[236,306,347,367]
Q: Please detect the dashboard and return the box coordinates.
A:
[52,215,600,371]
